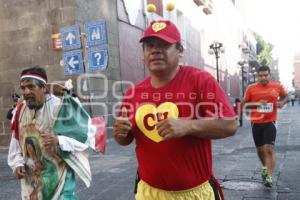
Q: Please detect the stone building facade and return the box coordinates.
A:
[0,0,257,146]
[0,0,120,146]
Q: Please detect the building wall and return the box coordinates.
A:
[0,0,258,146]
[0,0,119,146]
[293,54,300,94]
[174,0,256,101]
[117,0,146,88]
[74,0,120,132]
[0,0,76,145]
[117,0,257,103]
[180,20,203,69]
[117,0,204,86]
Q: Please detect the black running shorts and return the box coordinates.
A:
[251,122,277,147]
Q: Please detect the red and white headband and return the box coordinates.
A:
[20,74,47,85]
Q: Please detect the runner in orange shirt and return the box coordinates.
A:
[243,65,288,187]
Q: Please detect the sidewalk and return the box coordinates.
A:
[213,104,300,199]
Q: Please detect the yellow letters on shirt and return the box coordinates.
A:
[135,102,179,143]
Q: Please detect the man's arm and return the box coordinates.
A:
[277,95,288,108]
[41,134,89,152]
[113,108,134,146]
[276,84,289,108]
[157,118,238,140]
[189,118,237,139]
[7,136,25,178]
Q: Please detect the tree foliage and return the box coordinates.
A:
[252,32,274,66]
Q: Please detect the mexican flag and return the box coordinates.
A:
[53,94,107,187]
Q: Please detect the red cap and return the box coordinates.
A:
[139,20,181,44]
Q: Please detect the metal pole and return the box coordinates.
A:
[209,42,223,83]
[216,52,219,83]
[240,64,244,127]
[241,65,245,96]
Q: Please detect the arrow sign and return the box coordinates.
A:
[60,25,81,51]
[68,56,80,69]
[66,32,76,45]
[63,50,84,75]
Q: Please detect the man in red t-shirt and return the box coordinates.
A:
[243,65,288,188]
[113,20,237,200]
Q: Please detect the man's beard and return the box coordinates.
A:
[27,102,43,110]
[261,80,269,85]
[25,97,43,110]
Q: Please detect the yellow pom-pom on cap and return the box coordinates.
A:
[166,2,175,11]
[147,4,156,13]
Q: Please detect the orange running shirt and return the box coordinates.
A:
[243,81,287,124]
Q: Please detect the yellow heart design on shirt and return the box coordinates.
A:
[152,22,167,32]
[135,102,179,143]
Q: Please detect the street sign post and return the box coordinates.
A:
[60,25,81,51]
[59,20,109,75]
[88,46,108,71]
[63,50,84,75]
[85,20,107,47]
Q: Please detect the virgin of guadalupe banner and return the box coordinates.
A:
[12,92,107,199]
[20,124,67,200]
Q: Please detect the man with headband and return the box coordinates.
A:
[8,66,89,200]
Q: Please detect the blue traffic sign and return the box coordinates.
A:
[63,50,84,75]
[88,46,108,71]
[85,20,107,47]
[60,25,81,51]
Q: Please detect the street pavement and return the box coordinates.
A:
[214,103,300,200]
[0,104,299,200]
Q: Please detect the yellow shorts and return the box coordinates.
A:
[135,179,219,200]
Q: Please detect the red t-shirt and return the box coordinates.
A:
[243,81,287,124]
[121,66,236,190]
